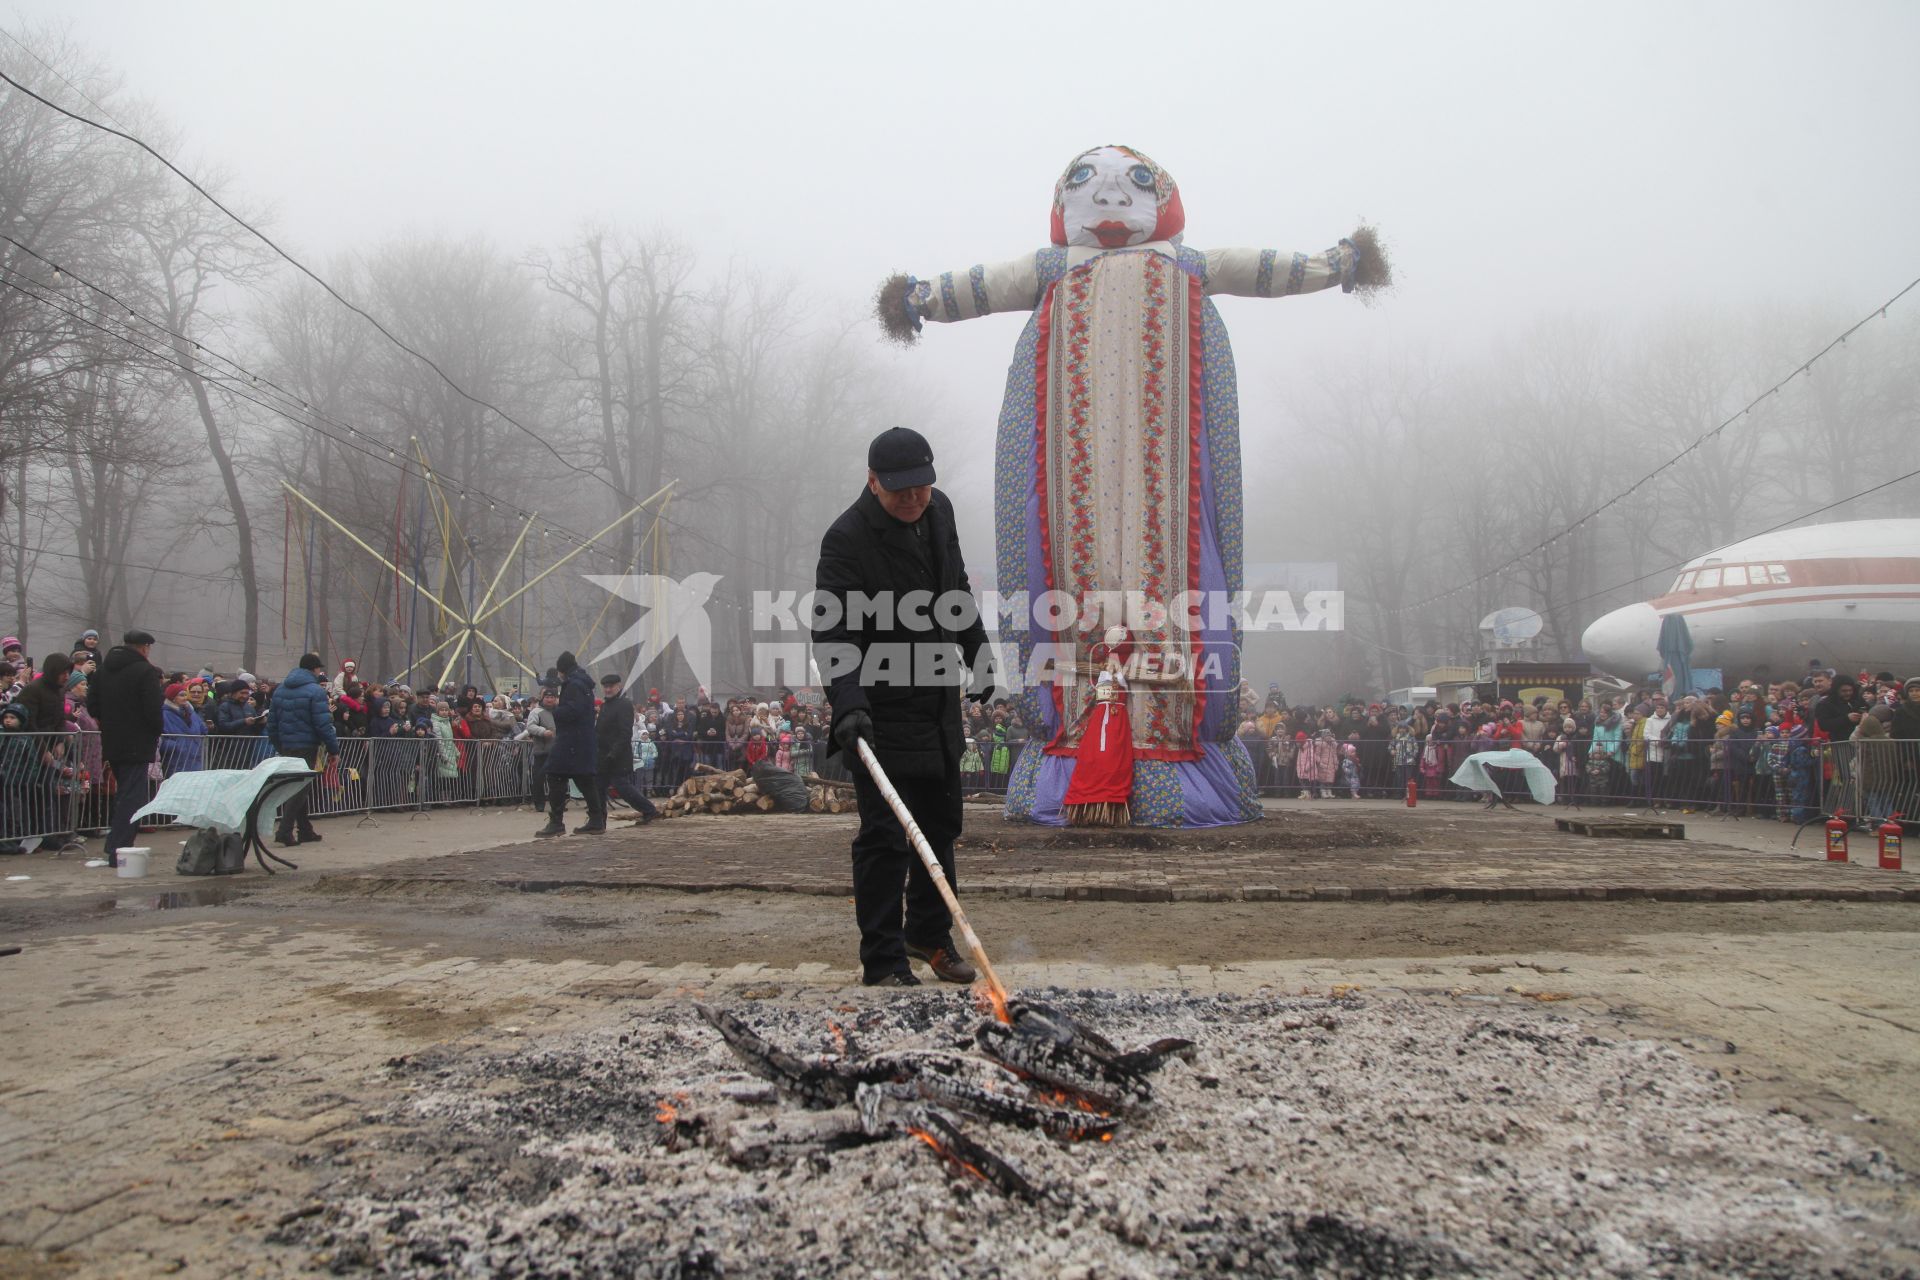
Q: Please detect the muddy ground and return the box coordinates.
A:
[3,802,1918,1277]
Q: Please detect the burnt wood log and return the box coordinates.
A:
[910,1107,1038,1202]
[975,1020,1154,1111]
[695,1004,856,1109]
[722,1109,875,1168]
[1009,1000,1197,1074]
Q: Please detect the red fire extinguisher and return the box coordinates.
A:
[1406,779,1418,808]
[1879,813,1903,872]
[1825,811,1850,862]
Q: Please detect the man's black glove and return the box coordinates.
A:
[966,681,1001,705]
[833,709,874,755]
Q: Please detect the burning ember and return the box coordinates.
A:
[690,995,1172,1193]
[278,990,1920,1278]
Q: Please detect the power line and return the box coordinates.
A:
[1537,465,1920,622]
[0,71,802,594]
[0,63,635,505]
[0,26,132,132]
[0,270,774,632]
[0,236,792,599]
[1388,274,1920,616]
[0,534,244,586]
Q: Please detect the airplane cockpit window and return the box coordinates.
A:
[1767,563,1790,584]
[1722,566,1748,587]
[1695,568,1722,589]
[1674,571,1697,592]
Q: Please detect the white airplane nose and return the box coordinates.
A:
[1582,602,1663,680]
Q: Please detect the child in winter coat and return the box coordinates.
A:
[1754,725,1782,816]
[790,726,813,780]
[1297,730,1339,799]
[959,735,984,790]
[1390,723,1419,795]
[1784,726,1816,824]
[1555,720,1580,803]
[1340,737,1362,798]
[775,730,793,773]
[1758,729,1789,821]
[0,702,39,844]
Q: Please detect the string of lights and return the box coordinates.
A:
[1387,273,1920,616]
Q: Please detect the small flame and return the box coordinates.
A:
[655,1100,678,1125]
[827,1019,847,1055]
[973,981,1012,1025]
[907,1127,990,1184]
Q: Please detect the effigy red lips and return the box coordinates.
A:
[1090,223,1137,248]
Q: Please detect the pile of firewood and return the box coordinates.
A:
[652,764,856,818]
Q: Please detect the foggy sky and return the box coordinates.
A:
[11,0,1920,598]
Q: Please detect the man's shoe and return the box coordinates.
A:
[274,833,299,847]
[573,823,607,835]
[296,830,322,844]
[534,822,565,838]
[906,940,977,984]
[862,970,921,988]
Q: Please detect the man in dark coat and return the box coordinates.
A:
[265,653,340,845]
[537,650,603,836]
[813,427,993,987]
[595,672,657,824]
[86,629,165,865]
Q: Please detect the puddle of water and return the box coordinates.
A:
[93,887,252,912]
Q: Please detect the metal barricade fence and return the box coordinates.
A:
[1824,739,1920,825]
[130,733,542,828]
[0,729,84,846]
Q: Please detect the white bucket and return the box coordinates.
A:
[115,847,152,878]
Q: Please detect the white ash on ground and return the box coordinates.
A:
[284,991,1918,1278]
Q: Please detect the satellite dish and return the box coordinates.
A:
[1478,607,1544,647]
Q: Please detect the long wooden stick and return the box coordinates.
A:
[854,739,1010,1017]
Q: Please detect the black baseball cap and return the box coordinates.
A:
[868,427,936,491]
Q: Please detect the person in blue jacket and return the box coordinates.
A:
[536,650,603,837]
[266,653,339,846]
[158,682,207,775]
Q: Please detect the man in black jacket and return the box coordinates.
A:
[86,629,165,866]
[813,428,994,987]
[536,651,602,837]
[594,672,657,824]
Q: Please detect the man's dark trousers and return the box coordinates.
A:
[849,765,960,979]
[599,768,658,819]
[274,747,322,841]
[547,772,605,828]
[105,760,151,860]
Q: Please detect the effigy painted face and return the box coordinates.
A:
[1051,145,1184,249]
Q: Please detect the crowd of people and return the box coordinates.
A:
[1236,669,1920,822]
[7,623,1917,849]
[0,626,1050,853]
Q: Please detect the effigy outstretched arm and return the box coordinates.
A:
[874,251,1046,345]
[1204,224,1392,300]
